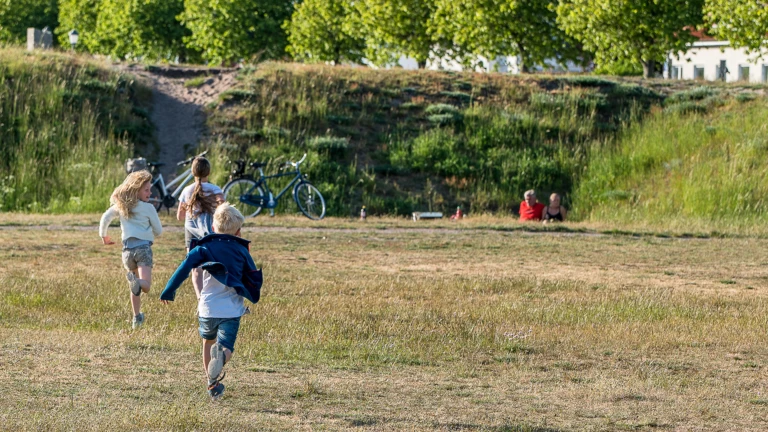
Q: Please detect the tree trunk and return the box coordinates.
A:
[642,60,656,79]
[417,59,427,69]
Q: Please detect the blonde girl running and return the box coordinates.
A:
[99,170,163,329]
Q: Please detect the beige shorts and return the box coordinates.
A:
[122,245,154,270]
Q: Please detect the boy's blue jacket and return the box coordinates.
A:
[160,234,263,303]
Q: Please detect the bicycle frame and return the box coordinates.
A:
[242,168,304,209]
[153,167,194,198]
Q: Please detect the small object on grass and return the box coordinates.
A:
[360,206,367,221]
[412,212,443,221]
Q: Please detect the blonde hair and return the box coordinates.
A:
[213,202,245,235]
[187,157,218,217]
[110,170,153,218]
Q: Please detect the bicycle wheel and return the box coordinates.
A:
[149,184,163,211]
[293,181,326,220]
[223,178,264,217]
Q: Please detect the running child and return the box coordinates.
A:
[99,170,163,329]
[160,203,262,400]
[176,156,224,299]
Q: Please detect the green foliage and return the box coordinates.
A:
[285,0,365,64]
[430,0,586,72]
[556,0,704,78]
[180,0,293,65]
[90,0,188,61]
[352,0,435,67]
[574,99,768,226]
[665,86,719,104]
[705,0,768,53]
[593,57,643,77]
[0,49,150,212]
[201,63,663,216]
[57,0,99,52]
[0,0,58,44]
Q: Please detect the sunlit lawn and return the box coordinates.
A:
[1,215,768,430]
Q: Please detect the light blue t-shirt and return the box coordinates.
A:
[198,270,247,318]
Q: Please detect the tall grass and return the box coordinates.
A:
[0,49,152,212]
[574,98,768,230]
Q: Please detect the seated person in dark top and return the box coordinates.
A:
[542,193,567,224]
[519,189,545,221]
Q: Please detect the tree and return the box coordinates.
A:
[352,0,436,68]
[0,0,58,44]
[57,0,99,52]
[705,0,768,54]
[284,0,365,64]
[556,0,704,78]
[91,0,188,61]
[430,0,585,72]
[180,0,293,65]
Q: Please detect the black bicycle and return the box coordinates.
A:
[222,153,326,220]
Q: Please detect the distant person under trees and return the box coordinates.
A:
[519,189,545,221]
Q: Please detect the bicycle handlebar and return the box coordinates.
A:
[290,153,307,168]
[177,150,208,167]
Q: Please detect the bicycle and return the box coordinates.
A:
[222,153,326,220]
[147,150,208,211]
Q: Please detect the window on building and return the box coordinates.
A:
[693,66,705,80]
[739,65,750,82]
[762,65,768,83]
[670,66,682,80]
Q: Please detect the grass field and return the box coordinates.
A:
[2,216,768,430]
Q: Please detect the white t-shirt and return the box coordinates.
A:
[180,182,223,239]
[198,270,247,318]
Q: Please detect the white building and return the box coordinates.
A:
[383,53,588,74]
[667,31,768,83]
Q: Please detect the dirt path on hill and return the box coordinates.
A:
[121,65,239,179]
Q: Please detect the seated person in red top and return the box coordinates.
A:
[519,189,545,221]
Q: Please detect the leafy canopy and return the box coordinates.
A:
[285,0,365,64]
[180,0,293,65]
[352,0,436,67]
[431,0,585,72]
[0,0,58,44]
[556,0,704,77]
[705,0,768,54]
[91,0,188,61]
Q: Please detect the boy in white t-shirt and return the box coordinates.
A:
[176,157,223,298]
[161,203,263,400]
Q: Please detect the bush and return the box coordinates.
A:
[425,103,460,115]
[663,102,708,115]
[439,91,471,103]
[666,86,719,104]
[307,136,349,159]
[736,93,757,103]
[556,76,616,88]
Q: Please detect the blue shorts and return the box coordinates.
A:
[198,316,241,352]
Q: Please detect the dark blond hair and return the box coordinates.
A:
[187,157,218,217]
[111,170,153,218]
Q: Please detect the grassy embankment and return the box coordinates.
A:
[576,88,768,233]
[203,63,662,217]
[0,48,152,212]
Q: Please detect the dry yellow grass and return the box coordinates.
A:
[1,216,768,430]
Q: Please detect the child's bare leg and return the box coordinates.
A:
[191,268,203,299]
[137,265,152,293]
[202,338,215,376]
[130,284,141,316]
